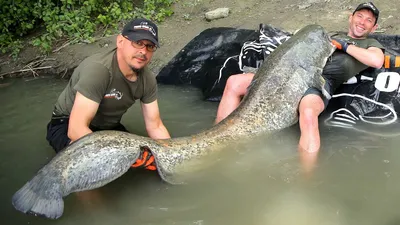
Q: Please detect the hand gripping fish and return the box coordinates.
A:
[12,24,335,219]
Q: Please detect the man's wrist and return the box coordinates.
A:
[344,43,354,53]
[342,42,349,52]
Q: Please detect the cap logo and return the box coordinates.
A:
[133,22,157,37]
[363,2,376,11]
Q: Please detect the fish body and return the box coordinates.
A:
[154,24,334,181]
[12,24,334,219]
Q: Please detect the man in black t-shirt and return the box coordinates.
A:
[214,2,385,161]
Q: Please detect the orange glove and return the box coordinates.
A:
[331,38,350,52]
[131,148,157,171]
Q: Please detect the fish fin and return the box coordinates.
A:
[12,176,64,219]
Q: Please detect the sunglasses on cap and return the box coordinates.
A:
[123,36,157,52]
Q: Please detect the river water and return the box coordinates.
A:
[1,77,399,225]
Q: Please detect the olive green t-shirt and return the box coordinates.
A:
[323,33,385,91]
[53,48,158,129]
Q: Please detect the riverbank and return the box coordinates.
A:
[0,0,398,80]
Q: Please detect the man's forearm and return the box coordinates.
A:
[147,124,171,139]
[68,126,93,143]
[346,45,384,68]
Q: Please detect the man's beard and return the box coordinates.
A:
[130,66,141,73]
[130,53,147,73]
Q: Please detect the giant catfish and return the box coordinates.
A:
[12,24,335,219]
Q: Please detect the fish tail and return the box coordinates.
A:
[12,175,64,219]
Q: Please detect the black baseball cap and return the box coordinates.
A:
[122,18,159,47]
[353,2,379,23]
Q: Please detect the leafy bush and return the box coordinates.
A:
[0,0,36,57]
[136,0,174,22]
[0,0,175,57]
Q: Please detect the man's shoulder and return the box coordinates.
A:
[365,36,384,44]
[331,32,382,46]
[71,50,116,84]
[343,35,384,50]
[361,36,385,51]
[81,48,117,69]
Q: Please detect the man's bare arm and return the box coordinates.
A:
[141,100,171,139]
[68,92,99,142]
[346,45,384,68]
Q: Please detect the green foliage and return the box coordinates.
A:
[135,0,175,22]
[0,0,36,57]
[0,0,175,56]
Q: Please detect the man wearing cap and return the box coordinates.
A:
[298,1,384,156]
[46,18,171,154]
[214,2,384,156]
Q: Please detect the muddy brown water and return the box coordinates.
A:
[1,77,399,225]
